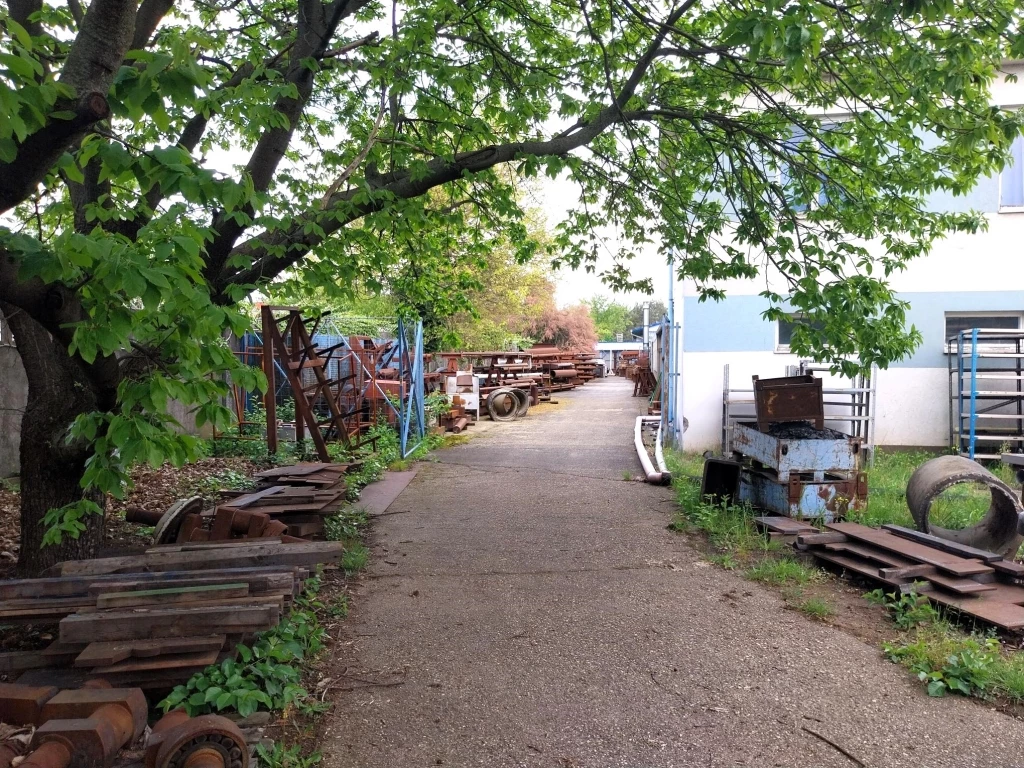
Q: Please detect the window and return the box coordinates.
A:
[945,313,1022,341]
[776,314,826,352]
[1000,135,1024,209]
[779,123,842,213]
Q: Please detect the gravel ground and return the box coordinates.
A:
[320,376,1024,768]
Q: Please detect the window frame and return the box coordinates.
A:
[943,311,1024,352]
[998,118,1024,213]
[775,313,825,354]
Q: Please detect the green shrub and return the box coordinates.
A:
[864,587,939,629]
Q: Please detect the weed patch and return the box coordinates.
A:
[797,596,836,620]
[865,587,939,629]
[746,558,818,586]
[255,743,322,768]
[159,576,331,718]
[884,624,999,697]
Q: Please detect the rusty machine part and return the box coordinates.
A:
[145,712,247,768]
[128,497,206,546]
[486,388,519,422]
[752,374,824,432]
[15,686,148,768]
[906,454,1024,558]
[0,685,247,768]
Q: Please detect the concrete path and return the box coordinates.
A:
[322,377,1024,768]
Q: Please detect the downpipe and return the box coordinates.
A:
[635,416,672,485]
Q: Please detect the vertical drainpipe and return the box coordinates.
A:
[666,251,676,446]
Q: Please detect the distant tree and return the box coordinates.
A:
[528,305,599,353]
[628,301,669,331]
[586,297,633,342]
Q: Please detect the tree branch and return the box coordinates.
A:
[0,0,140,214]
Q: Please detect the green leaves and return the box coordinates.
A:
[159,577,327,718]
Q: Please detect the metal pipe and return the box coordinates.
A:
[654,422,671,477]
[635,417,670,485]
[126,507,165,526]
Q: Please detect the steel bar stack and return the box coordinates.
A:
[799,521,1024,631]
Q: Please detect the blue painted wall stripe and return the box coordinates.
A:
[683,290,1024,368]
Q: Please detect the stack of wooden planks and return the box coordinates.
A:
[216,463,350,539]
[0,540,344,688]
[799,521,1024,631]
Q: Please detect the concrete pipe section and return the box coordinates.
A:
[486,388,519,421]
[906,454,1024,558]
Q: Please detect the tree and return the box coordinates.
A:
[628,301,668,331]
[446,227,556,351]
[586,296,633,342]
[527,304,599,353]
[1,0,1022,572]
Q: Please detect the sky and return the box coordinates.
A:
[529,173,671,310]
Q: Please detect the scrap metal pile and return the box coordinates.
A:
[702,374,868,520]
[0,682,251,768]
[233,307,601,448]
[435,345,601,425]
[128,464,351,544]
[750,434,1024,632]
[798,522,1024,632]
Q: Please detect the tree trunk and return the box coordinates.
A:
[1,304,106,575]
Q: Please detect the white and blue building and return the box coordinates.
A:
[662,62,1024,454]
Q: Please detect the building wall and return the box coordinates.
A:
[667,63,1024,453]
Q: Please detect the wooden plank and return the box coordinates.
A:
[879,563,938,580]
[221,486,288,509]
[809,550,901,586]
[254,463,335,478]
[824,542,912,568]
[754,516,818,535]
[992,559,1024,578]
[881,524,1004,563]
[927,591,1024,630]
[74,635,226,668]
[95,583,250,610]
[796,532,847,545]
[91,648,221,675]
[85,569,299,597]
[825,523,994,577]
[60,604,280,643]
[79,594,284,615]
[55,541,344,577]
[147,538,285,553]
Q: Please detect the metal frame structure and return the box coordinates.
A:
[216,307,426,461]
[948,328,1024,460]
[721,361,876,460]
[397,317,426,458]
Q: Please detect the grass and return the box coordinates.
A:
[746,557,819,586]
[845,449,1018,531]
[796,596,836,620]
[341,542,369,575]
[670,446,1019,536]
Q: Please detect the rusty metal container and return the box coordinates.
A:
[731,422,862,481]
[739,467,867,522]
[752,374,824,431]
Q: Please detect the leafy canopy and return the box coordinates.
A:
[0,0,1022,511]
